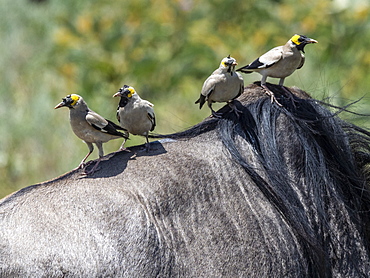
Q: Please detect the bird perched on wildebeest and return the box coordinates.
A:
[195,55,244,116]
[55,94,128,175]
[113,85,156,151]
[236,34,318,105]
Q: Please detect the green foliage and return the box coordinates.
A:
[1,0,370,197]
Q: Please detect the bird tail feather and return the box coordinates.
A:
[236,67,253,74]
[195,95,206,109]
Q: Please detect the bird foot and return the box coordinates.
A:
[83,166,101,176]
[83,160,101,176]
[210,110,223,118]
[76,164,84,170]
[73,162,87,174]
[280,86,297,108]
[144,142,151,152]
[262,85,283,107]
[281,85,292,96]
[228,101,242,117]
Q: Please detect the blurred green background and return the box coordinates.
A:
[1,0,370,197]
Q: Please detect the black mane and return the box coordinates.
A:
[151,83,370,276]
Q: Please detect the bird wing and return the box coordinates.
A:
[200,75,218,98]
[240,46,283,72]
[140,101,156,131]
[297,53,305,69]
[194,75,217,109]
[86,111,108,129]
[238,80,244,98]
[147,111,156,131]
[196,70,228,108]
[251,46,283,69]
[86,111,127,137]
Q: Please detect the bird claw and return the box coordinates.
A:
[211,110,223,118]
[228,101,242,117]
[82,160,102,176]
[262,85,283,107]
[84,166,101,176]
[76,162,86,169]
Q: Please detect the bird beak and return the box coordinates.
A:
[306,38,318,44]
[113,92,121,98]
[54,102,65,109]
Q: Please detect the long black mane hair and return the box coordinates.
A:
[151,83,370,277]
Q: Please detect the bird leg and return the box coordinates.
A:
[145,135,150,152]
[261,84,283,107]
[278,78,285,86]
[281,86,295,106]
[278,78,292,99]
[211,110,222,118]
[281,86,296,103]
[84,157,102,176]
[208,102,223,118]
[83,142,103,175]
[119,138,128,151]
[228,100,242,117]
[76,145,94,170]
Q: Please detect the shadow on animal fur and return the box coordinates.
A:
[0,83,369,277]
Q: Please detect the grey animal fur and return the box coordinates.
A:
[0,84,369,277]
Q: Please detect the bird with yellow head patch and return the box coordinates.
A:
[237,34,317,105]
[113,85,156,151]
[195,55,244,116]
[55,94,128,175]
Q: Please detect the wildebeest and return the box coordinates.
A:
[0,83,369,277]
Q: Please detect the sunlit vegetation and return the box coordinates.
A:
[1,0,370,197]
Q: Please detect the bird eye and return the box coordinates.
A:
[298,35,307,42]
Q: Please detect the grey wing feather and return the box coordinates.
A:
[147,111,156,131]
[86,111,109,129]
[238,83,244,98]
[257,46,284,68]
[201,76,217,98]
[104,119,128,137]
[86,111,127,137]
